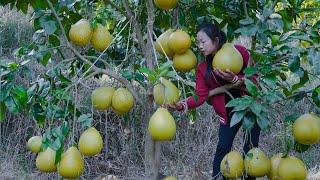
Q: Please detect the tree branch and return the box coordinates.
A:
[103,0,130,20]
[146,0,155,69]
[270,89,313,105]
[243,0,249,18]
[145,1,159,180]
[271,0,279,11]
[121,0,147,58]
[45,0,143,106]
[172,7,179,28]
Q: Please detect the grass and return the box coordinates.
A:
[0,6,33,56]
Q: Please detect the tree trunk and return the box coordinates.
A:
[144,0,160,180]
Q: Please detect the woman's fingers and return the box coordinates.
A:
[213,68,224,78]
[224,69,235,78]
[161,103,182,111]
[213,68,235,81]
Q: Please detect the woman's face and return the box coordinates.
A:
[196,30,219,56]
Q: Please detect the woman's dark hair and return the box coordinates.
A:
[197,23,227,81]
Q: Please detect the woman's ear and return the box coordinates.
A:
[215,37,220,44]
[213,37,220,47]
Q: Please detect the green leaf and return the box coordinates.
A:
[266,18,284,32]
[139,67,157,82]
[285,137,294,154]
[12,86,28,107]
[249,101,262,116]
[244,67,258,77]
[244,79,258,97]
[134,72,145,85]
[4,96,19,114]
[139,67,153,74]
[55,141,64,164]
[6,62,19,70]
[38,52,51,66]
[16,0,29,14]
[292,68,309,91]
[30,0,48,9]
[226,96,253,112]
[294,141,310,153]
[284,114,300,123]
[257,116,270,131]
[234,24,257,36]
[193,94,199,103]
[61,121,69,137]
[242,112,256,131]
[289,56,300,73]
[48,35,61,47]
[312,86,320,107]
[262,74,277,89]
[51,138,62,151]
[0,83,13,101]
[55,69,71,86]
[40,19,57,35]
[239,18,254,25]
[158,61,173,72]
[78,114,93,128]
[0,102,6,121]
[33,103,46,124]
[121,71,133,81]
[230,110,246,128]
[188,109,197,124]
[159,69,169,77]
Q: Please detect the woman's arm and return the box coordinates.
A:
[208,79,244,97]
[182,64,210,110]
[166,63,210,112]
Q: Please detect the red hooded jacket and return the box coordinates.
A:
[182,45,251,125]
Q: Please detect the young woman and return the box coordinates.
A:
[166,23,260,180]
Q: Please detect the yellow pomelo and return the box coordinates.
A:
[212,43,244,74]
[153,83,166,105]
[58,147,84,179]
[168,29,191,54]
[277,156,307,180]
[155,29,174,58]
[220,151,244,179]
[78,127,103,156]
[162,176,177,180]
[267,153,283,180]
[310,113,320,139]
[112,88,134,114]
[173,49,197,72]
[160,78,180,103]
[293,113,320,145]
[112,108,127,115]
[69,19,92,46]
[36,147,57,172]
[244,148,271,177]
[91,24,113,52]
[148,108,176,141]
[154,0,178,10]
[27,136,42,153]
[92,87,115,110]
[153,78,180,105]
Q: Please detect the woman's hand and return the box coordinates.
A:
[162,102,184,111]
[213,68,236,82]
